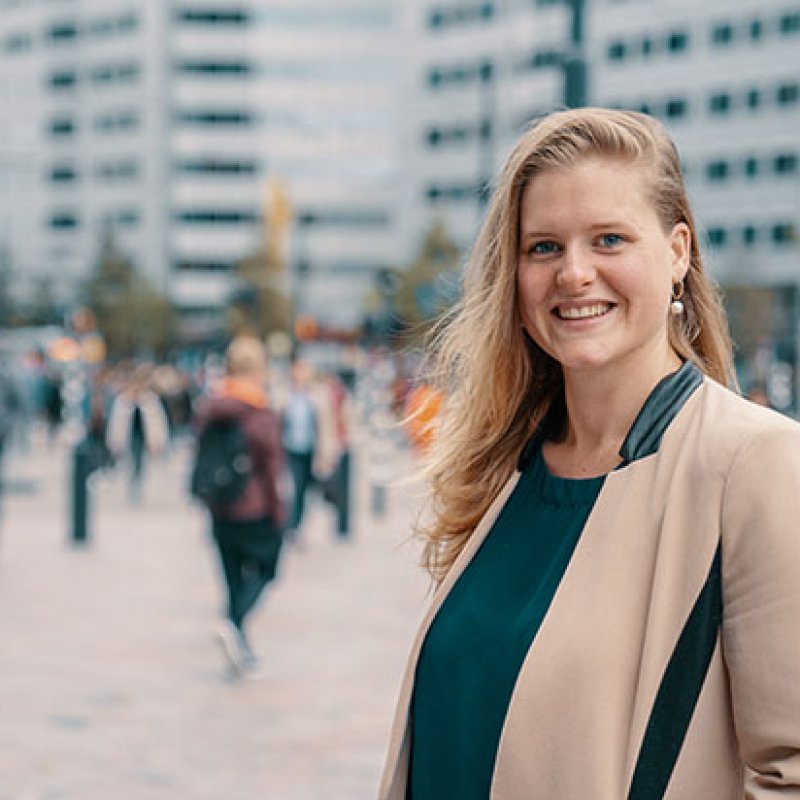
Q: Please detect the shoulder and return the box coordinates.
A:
[690,377,800,460]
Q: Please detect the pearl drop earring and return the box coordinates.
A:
[670,281,685,316]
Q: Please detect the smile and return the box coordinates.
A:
[555,303,613,320]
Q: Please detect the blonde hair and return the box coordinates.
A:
[225,336,267,378]
[420,107,734,583]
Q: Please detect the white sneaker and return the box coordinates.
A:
[216,621,246,675]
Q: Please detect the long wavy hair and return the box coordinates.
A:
[419,107,734,583]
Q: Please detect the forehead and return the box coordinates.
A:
[519,157,656,227]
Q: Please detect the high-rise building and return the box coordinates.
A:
[0,1,400,337]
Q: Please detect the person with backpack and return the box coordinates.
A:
[192,337,286,677]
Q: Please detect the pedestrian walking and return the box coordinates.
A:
[317,370,355,538]
[106,367,168,504]
[0,357,20,521]
[380,108,800,799]
[192,337,286,677]
[280,360,319,545]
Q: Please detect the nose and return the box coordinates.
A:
[555,244,595,292]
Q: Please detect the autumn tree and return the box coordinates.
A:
[227,245,291,339]
[85,229,176,358]
[392,220,462,341]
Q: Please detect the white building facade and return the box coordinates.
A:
[0,1,401,337]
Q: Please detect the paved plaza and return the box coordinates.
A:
[0,432,428,799]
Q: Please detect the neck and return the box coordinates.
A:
[560,348,682,461]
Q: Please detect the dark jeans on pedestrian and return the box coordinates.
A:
[129,436,145,502]
[287,449,314,532]
[212,516,283,633]
[329,449,352,537]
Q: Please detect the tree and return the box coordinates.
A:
[227,245,291,340]
[85,229,176,358]
[392,220,462,341]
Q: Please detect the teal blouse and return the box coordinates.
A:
[408,446,605,799]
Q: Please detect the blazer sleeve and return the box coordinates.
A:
[721,423,800,796]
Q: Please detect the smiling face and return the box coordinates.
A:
[516,157,690,383]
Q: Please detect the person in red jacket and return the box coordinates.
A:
[193,337,286,677]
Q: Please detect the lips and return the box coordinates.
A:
[554,302,614,320]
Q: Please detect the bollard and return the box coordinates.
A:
[371,481,386,518]
[71,439,93,545]
[335,450,351,537]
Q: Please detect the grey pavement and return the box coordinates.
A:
[0,431,428,799]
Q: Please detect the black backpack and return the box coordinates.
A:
[190,419,252,509]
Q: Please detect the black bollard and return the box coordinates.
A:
[335,450,351,537]
[71,439,93,545]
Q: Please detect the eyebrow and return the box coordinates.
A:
[520,221,631,239]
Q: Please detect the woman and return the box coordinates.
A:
[379,109,800,798]
[193,337,285,676]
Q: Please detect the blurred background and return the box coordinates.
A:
[0,0,797,797]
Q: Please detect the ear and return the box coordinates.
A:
[670,222,691,282]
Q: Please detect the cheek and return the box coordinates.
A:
[516,269,548,323]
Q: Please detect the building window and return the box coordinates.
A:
[640,36,654,56]
[49,164,78,182]
[709,92,732,114]
[48,69,77,89]
[94,110,140,132]
[426,183,481,203]
[525,48,562,70]
[178,261,226,274]
[749,18,764,40]
[742,225,758,246]
[707,227,727,247]
[117,13,139,32]
[96,160,140,180]
[4,32,32,53]
[779,12,800,34]
[775,153,798,174]
[115,210,139,227]
[91,62,140,84]
[706,160,730,181]
[711,22,734,45]
[177,60,252,75]
[176,110,254,126]
[667,30,690,52]
[49,212,79,229]
[607,40,627,61]
[777,82,800,105]
[49,117,75,136]
[47,22,79,42]
[297,210,390,228]
[175,210,259,224]
[743,156,759,177]
[88,13,140,36]
[772,223,797,244]
[665,97,688,119]
[177,9,250,24]
[427,3,495,31]
[177,159,259,175]
[746,87,761,109]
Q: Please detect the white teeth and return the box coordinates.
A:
[558,303,611,320]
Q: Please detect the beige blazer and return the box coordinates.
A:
[379,376,800,799]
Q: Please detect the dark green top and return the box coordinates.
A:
[408,447,605,800]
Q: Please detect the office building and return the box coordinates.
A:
[0,1,400,337]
